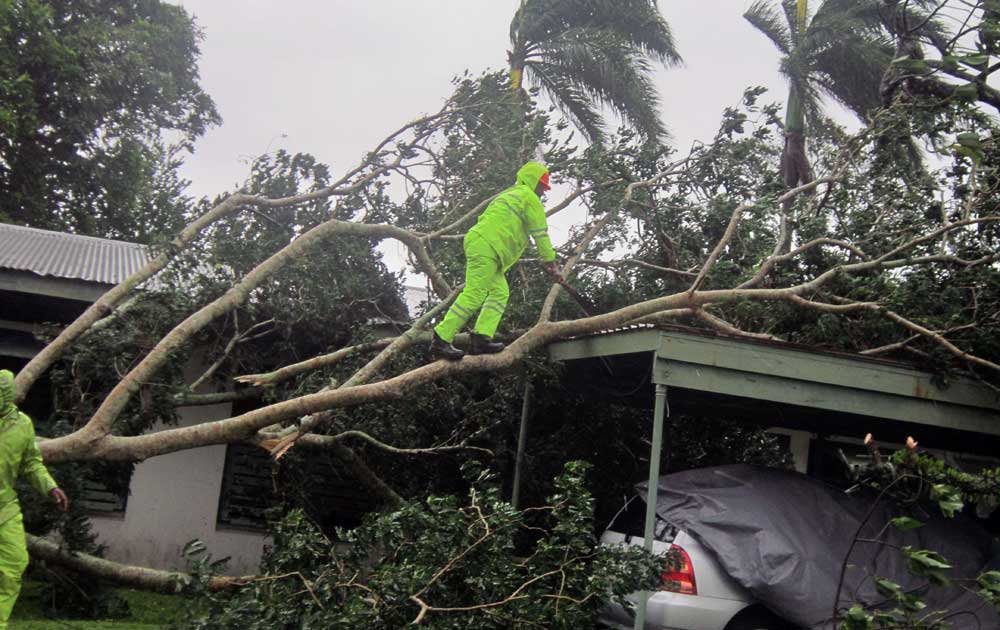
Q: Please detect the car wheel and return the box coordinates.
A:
[724,607,791,630]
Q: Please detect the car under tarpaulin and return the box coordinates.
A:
[639,464,1000,629]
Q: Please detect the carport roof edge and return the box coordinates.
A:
[547,324,1000,439]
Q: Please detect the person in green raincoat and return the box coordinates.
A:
[429,161,560,360]
[0,370,68,628]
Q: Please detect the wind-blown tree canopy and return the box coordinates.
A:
[744,0,899,187]
[0,0,219,241]
[507,0,681,144]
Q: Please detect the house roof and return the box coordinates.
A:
[0,222,150,285]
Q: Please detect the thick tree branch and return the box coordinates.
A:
[27,534,252,594]
[38,210,1000,464]
[268,287,461,458]
[173,390,259,407]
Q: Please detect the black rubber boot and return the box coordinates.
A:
[428,331,465,361]
[469,333,505,355]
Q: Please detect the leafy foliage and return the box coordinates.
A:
[180,463,663,629]
[0,0,219,241]
[836,444,1000,629]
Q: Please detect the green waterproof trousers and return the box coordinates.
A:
[434,231,510,342]
[0,513,27,628]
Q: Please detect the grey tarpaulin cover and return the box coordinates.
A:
[638,464,1000,629]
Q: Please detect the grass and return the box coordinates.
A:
[10,581,183,629]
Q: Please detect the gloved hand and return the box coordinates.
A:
[544,261,562,280]
[50,487,69,512]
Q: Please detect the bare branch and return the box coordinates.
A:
[257,429,493,458]
[235,339,395,388]
[190,318,274,391]
[690,176,840,294]
[576,258,697,279]
[173,390,259,407]
[693,308,781,341]
[787,295,1000,373]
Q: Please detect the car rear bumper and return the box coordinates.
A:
[599,591,748,630]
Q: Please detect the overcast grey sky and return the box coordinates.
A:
[171,1,849,276]
[173,1,802,195]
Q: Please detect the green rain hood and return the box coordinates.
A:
[0,370,57,525]
[469,161,556,270]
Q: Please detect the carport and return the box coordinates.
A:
[538,325,1000,628]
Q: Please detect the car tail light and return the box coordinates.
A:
[660,544,697,595]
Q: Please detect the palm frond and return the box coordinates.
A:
[527,62,607,143]
[531,28,667,141]
[511,0,676,144]
[811,0,884,32]
[572,0,682,66]
[895,4,953,52]
[809,33,893,119]
[514,0,681,66]
[744,0,793,54]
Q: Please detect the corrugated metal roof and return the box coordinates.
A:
[0,223,150,285]
[564,322,915,369]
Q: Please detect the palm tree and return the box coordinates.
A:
[507,0,682,144]
[744,0,895,188]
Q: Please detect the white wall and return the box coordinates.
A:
[767,427,812,474]
[89,400,267,575]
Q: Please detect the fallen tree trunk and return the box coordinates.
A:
[26,534,253,594]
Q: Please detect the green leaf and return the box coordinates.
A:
[875,577,903,599]
[959,54,990,68]
[901,593,927,612]
[931,484,964,517]
[952,83,980,102]
[956,133,983,149]
[903,547,953,586]
[890,516,925,531]
[979,570,1000,594]
[892,57,930,73]
[842,604,874,630]
[953,144,985,165]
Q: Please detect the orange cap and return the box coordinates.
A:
[539,172,551,190]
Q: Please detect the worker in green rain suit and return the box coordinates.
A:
[429,161,560,360]
[0,370,69,628]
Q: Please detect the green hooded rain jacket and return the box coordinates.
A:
[0,371,57,526]
[468,161,556,270]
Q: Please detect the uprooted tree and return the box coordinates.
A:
[9,0,1000,626]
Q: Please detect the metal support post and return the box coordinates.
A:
[511,380,534,510]
[635,383,668,630]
